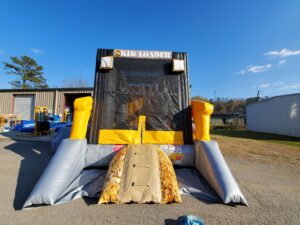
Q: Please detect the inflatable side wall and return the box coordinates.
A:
[24,139,87,207]
[195,141,247,205]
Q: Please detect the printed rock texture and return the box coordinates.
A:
[98,145,181,204]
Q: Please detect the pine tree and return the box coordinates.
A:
[3,56,48,89]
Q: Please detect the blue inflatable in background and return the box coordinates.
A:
[12,120,72,133]
[13,120,35,132]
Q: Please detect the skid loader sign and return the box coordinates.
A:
[114,49,172,59]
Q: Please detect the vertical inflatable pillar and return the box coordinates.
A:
[70,96,93,140]
[191,100,214,141]
[138,115,146,135]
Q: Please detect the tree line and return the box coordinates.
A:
[192,96,261,115]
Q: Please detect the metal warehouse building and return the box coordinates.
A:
[0,88,93,120]
[246,93,300,137]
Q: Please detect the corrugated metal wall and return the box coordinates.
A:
[246,94,300,137]
[35,91,55,113]
[0,89,93,116]
[0,92,14,114]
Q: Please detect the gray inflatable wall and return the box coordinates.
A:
[194,140,247,205]
[85,144,195,167]
[24,139,87,207]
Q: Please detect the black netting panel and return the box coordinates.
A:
[99,58,183,132]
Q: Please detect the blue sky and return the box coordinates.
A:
[1,0,300,99]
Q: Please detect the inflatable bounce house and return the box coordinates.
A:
[23,49,247,207]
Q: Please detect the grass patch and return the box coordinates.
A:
[211,129,300,148]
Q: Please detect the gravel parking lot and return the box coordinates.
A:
[0,136,299,225]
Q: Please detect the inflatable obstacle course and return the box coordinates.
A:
[23,49,247,208]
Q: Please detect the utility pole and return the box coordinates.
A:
[214,90,216,102]
[256,90,260,101]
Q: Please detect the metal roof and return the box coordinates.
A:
[247,92,300,107]
[0,87,94,92]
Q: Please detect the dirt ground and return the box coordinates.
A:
[211,134,300,168]
[0,137,300,225]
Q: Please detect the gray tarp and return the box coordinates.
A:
[54,168,220,205]
[56,169,107,205]
[176,168,219,202]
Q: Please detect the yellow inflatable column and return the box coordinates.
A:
[70,96,93,140]
[191,100,214,141]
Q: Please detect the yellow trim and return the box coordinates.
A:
[99,115,144,144]
[191,100,214,141]
[142,130,183,145]
[98,115,184,144]
[70,96,93,140]
[98,129,141,144]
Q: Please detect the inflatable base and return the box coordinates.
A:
[23,139,247,208]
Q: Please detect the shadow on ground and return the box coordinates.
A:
[83,197,99,206]
[4,141,53,210]
[165,218,178,225]
[0,131,54,143]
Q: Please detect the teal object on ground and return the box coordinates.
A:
[178,215,205,225]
